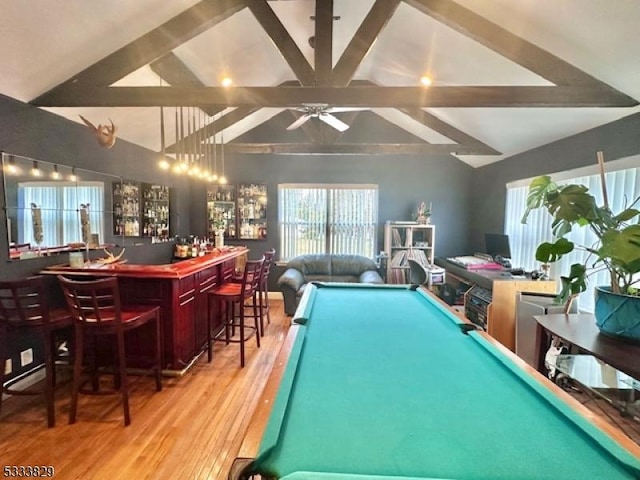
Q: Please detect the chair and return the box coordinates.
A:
[258,249,276,336]
[207,257,264,367]
[57,275,162,426]
[408,259,429,285]
[0,276,73,427]
[232,249,275,337]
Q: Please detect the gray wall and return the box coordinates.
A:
[470,111,640,253]
[0,93,192,280]
[187,112,475,289]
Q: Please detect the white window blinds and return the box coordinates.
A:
[505,163,640,312]
[278,184,378,261]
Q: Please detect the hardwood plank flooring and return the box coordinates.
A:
[0,300,290,480]
[1,298,637,479]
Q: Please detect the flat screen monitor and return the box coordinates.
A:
[485,233,512,260]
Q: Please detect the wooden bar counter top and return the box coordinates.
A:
[44,246,249,374]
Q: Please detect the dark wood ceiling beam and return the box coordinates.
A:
[247,0,322,142]
[149,52,220,117]
[402,0,610,88]
[396,108,500,154]
[165,106,260,153]
[314,0,334,86]
[354,79,498,153]
[247,0,315,85]
[32,0,247,104]
[332,0,401,86]
[217,143,482,155]
[34,85,638,108]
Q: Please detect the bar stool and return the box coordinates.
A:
[207,257,264,367]
[0,276,73,427]
[258,249,276,336]
[230,249,275,337]
[57,275,162,426]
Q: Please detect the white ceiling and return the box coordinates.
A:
[1,0,639,168]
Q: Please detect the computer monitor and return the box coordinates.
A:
[485,233,512,260]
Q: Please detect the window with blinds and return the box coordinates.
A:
[278,184,378,261]
[18,182,104,247]
[505,160,640,312]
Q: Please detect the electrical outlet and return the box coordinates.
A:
[20,348,33,367]
[4,359,11,375]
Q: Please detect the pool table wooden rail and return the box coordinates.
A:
[230,286,640,479]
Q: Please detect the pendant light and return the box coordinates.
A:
[219,127,227,185]
[158,104,169,170]
[158,78,170,170]
[211,113,218,182]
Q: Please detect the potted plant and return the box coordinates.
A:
[416,201,432,224]
[212,218,226,248]
[521,156,640,341]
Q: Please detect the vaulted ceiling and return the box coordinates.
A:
[2,0,639,167]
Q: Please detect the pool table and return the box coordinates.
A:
[231,283,640,480]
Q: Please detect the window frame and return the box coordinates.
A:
[278,183,379,261]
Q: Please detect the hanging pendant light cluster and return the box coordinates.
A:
[157,104,228,183]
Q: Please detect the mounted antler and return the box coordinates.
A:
[96,247,125,264]
[79,115,117,148]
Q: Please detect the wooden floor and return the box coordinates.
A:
[0,300,290,480]
[1,298,638,479]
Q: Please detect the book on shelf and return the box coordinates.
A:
[391,250,407,267]
[392,228,402,247]
[407,249,430,267]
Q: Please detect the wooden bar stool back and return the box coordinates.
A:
[207,257,264,367]
[57,275,162,426]
[259,248,276,335]
[0,276,72,427]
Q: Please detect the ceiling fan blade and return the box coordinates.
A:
[286,114,312,130]
[325,107,368,113]
[319,113,350,132]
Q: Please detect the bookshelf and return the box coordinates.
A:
[384,221,435,284]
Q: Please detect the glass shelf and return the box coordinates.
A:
[555,354,639,419]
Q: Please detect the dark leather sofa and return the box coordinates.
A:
[277,254,384,315]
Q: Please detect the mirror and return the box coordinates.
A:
[2,152,126,261]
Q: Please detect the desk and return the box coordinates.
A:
[435,258,556,350]
[534,314,640,380]
[232,284,640,480]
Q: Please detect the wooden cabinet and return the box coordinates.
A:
[49,249,248,373]
[384,222,435,284]
[435,258,557,351]
[195,265,219,351]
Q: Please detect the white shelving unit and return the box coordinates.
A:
[384,221,435,284]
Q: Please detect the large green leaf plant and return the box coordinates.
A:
[521,174,640,306]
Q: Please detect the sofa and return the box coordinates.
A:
[277,254,384,315]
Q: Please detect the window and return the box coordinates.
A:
[505,159,640,312]
[18,181,104,247]
[279,184,378,261]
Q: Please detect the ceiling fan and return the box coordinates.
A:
[286,103,366,132]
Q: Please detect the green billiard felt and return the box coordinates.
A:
[252,284,640,479]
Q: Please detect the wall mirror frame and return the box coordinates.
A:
[1,152,130,262]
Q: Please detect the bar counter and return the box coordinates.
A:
[44,246,249,374]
